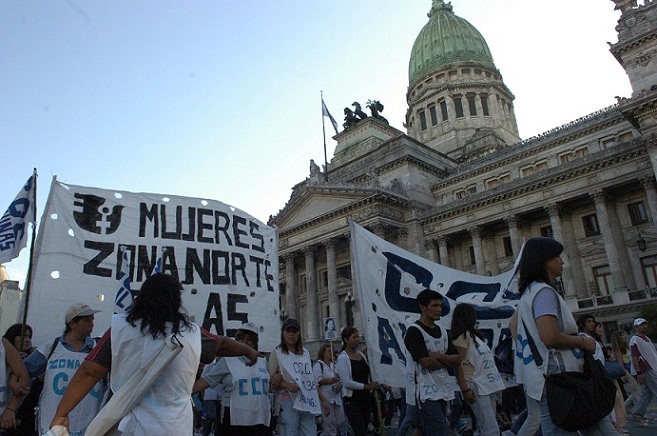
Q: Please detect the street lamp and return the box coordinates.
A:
[345,290,355,327]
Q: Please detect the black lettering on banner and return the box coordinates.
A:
[116,245,136,280]
[231,253,248,286]
[265,259,274,292]
[203,292,224,335]
[212,250,230,285]
[197,209,213,243]
[214,211,232,245]
[232,215,249,249]
[226,293,248,337]
[182,207,196,242]
[249,221,265,252]
[137,245,160,281]
[161,246,179,279]
[83,241,114,277]
[376,317,406,365]
[161,205,183,240]
[382,252,438,313]
[184,248,211,285]
[139,203,158,238]
[249,256,264,287]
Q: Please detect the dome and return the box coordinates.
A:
[409,0,496,86]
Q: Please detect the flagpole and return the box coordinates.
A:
[321,91,329,182]
[19,168,38,349]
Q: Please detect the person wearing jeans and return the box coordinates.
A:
[628,318,657,421]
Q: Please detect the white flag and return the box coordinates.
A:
[322,99,339,135]
[115,249,133,313]
[0,172,36,264]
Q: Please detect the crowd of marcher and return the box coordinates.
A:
[1,237,657,435]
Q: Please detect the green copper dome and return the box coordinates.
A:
[409,0,496,86]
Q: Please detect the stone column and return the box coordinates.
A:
[485,236,499,275]
[592,191,628,293]
[546,204,576,298]
[560,212,588,299]
[397,228,409,250]
[372,224,386,240]
[469,227,486,275]
[425,239,439,263]
[438,236,450,267]
[304,246,319,340]
[284,253,297,320]
[641,177,657,229]
[505,216,522,256]
[325,239,340,321]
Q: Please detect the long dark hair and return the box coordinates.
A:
[517,237,564,295]
[450,303,484,347]
[340,326,358,352]
[127,273,192,339]
[3,323,32,347]
[610,330,628,355]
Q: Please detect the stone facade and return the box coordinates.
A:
[270,0,657,354]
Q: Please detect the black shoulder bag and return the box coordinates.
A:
[523,323,616,432]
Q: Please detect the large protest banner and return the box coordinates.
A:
[349,221,519,387]
[28,179,279,351]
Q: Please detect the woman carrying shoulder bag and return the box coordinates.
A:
[513,237,617,435]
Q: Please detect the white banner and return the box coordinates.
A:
[28,180,279,351]
[0,172,36,264]
[349,221,519,387]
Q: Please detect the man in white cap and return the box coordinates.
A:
[628,317,657,422]
[23,302,104,436]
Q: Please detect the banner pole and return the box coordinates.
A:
[19,169,38,349]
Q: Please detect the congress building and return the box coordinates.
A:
[269,0,657,352]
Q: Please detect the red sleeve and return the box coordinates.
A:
[86,328,112,369]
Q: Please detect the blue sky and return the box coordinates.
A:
[1,0,632,286]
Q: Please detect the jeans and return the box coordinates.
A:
[279,398,317,436]
[539,388,618,435]
[397,403,419,436]
[469,388,499,436]
[630,368,657,417]
[419,398,449,436]
[516,392,541,436]
[343,397,371,436]
[322,401,347,436]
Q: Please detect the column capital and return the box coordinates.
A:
[591,190,606,204]
[469,226,482,238]
[283,252,297,263]
[437,235,449,246]
[323,238,337,250]
[640,176,657,189]
[303,246,316,257]
[504,215,520,227]
[545,203,561,218]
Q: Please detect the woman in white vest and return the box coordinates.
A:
[313,343,347,436]
[268,318,329,436]
[49,273,260,435]
[0,336,30,431]
[451,303,505,436]
[513,237,616,435]
[193,321,271,435]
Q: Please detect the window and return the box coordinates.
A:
[582,214,600,236]
[439,100,448,121]
[503,236,513,257]
[521,166,534,177]
[601,137,616,149]
[469,246,476,265]
[320,269,328,288]
[336,265,351,281]
[535,161,548,171]
[480,94,490,116]
[499,174,510,183]
[540,226,554,238]
[419,110,427,131]
[455,185,476,200]
[429,105,438,126]
[575,147,589,158]
[467,95,477,116]
[558,152,574,164]
[593,265,612,296]
[454,96,464,118]
[298,273,307,295]
[628,201,648,225]
[641,256,657,288]
[620,132,633,143]
[486,178,500,189]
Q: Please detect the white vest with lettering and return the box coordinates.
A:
[225,356,271,426]
[466,335,506,396]
[110,314,201,435]
[405,324,455,402]
[275,347,322,415]
[515,282,583,401]
[0,342,7,415]
[38,340,103,436]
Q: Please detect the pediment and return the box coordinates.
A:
[275,187,372,230]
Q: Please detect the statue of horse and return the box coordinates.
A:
[352,102,368,120]
[367,100,388,125]
[343,107,360,129]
